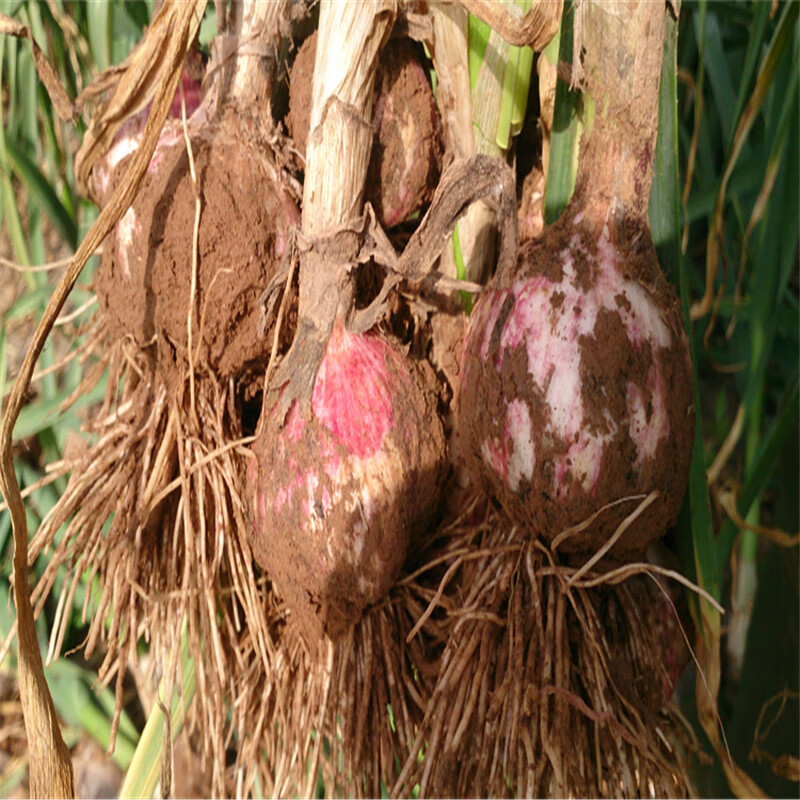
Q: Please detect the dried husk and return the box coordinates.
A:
[302,0,397,237]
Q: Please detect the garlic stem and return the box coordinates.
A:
[214,0,287,113]
[302,0,397,237]
[573,0,665,221]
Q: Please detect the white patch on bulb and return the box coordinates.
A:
[490,228,673,496]
[477,289,509,362]
[618,283,671,348]
[505,400,535,491]
[626,363,670,467]
[117,208,140,280]
[352,516,367,558]
[481,437,507,483]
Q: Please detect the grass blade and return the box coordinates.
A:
[118,627,196,799]
[730,2,772,138]
[649,0,681,287]
[4,138,78,248]
[699,11,737,146]
[692,0,799,320]
[13,378,107,442]
[715,379,799,574]
[86,0,111,72]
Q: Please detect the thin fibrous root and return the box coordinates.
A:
[27,320,280,796]
[393,494,694,799]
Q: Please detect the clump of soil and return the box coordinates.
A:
[247,324,447,642]
[458,206,695,560]
[287,33,441,228]
[95,113,298,379]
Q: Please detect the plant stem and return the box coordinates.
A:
[573,0,665,223]
[302,0,396,237]
[214,0,287,113]
[428,3,471,284]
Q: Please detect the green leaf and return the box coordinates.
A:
[544,0,581,223]
[649,0,681,287]
[86,0,111,72]
[110,2,146,65]
[451,223,472,313]
[467,14,491,93]
[730,2,772,138]
[5,138,78,248]
[715,380,799,572]
[118,626,196,799]
[49,659,138,770]
[4,34,19,136]
[198,3,217,49]
[0,36,32,276]
[13,376,107,442]
[669,3,719,604]
[698,11,737,147]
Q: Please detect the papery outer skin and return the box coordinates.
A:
[248,324,446,641]
[458,209,695,558]
[92,71,202,204]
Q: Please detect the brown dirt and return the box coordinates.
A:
[247,328,447,643]
[287,33,441,228]
[458,206,695,560]
[95,113,298,379]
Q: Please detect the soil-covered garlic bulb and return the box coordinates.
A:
[248,322,446,641]
[457,1,694,560]
[95,1,300,380]
[90,70,202,206]
[458,207,694,558]
[96,115,298,378]
[287,33,441,228]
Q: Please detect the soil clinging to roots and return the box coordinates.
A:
[391,493,694,799]
[28,311,455,795]
[29,313,694,798]
[230,555,454,798]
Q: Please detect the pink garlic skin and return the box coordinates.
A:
[458,209,695,558]
[91,70,202,205]
[248,324,446,641]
